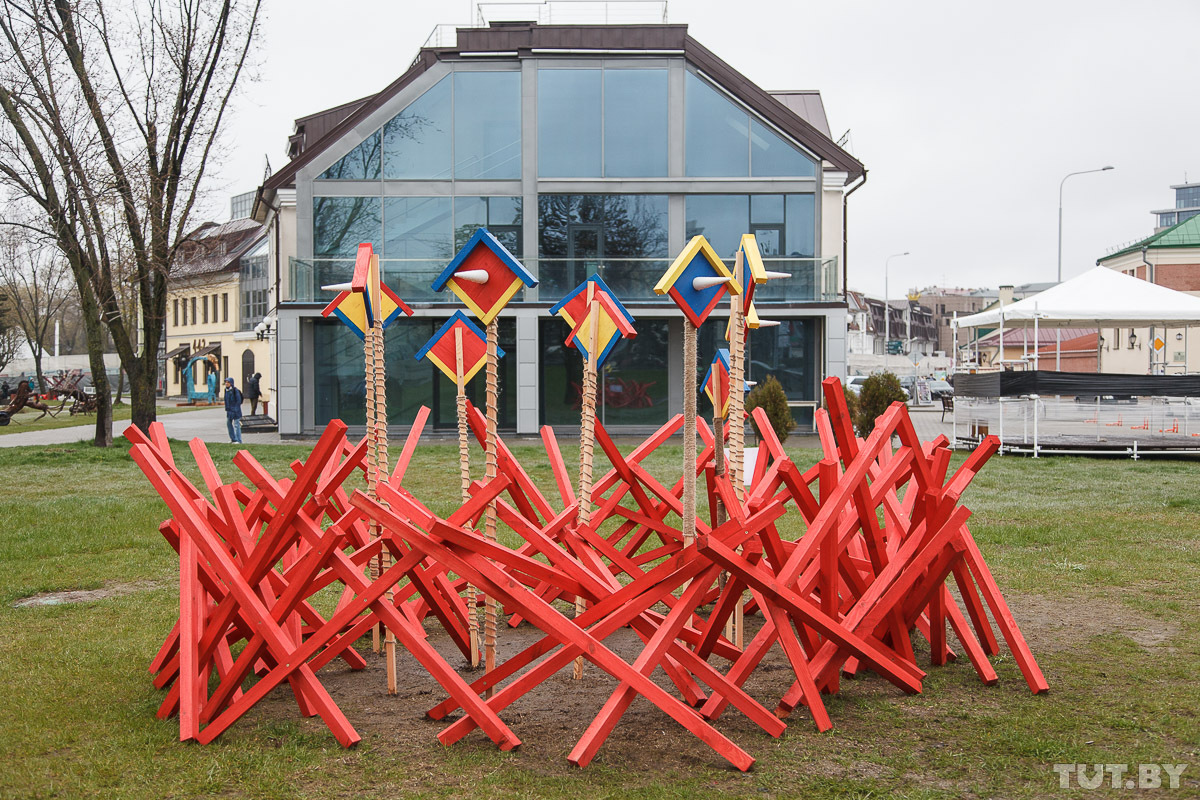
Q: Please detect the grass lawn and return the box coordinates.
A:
[0,402,201,436]
[0,438,1197,799]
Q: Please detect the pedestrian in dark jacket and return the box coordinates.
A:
[247,372,262,415]
[224,377,243,444]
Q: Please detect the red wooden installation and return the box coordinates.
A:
[129,375,1044,768]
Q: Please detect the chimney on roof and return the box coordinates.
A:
[998,285,1014,305]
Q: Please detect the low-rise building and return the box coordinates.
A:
[164,196,273,403]
[253,17,866,435]
[1098,210,1200,375]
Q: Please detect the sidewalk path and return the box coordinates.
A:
[0,406,281,448]
[0,402,959,450]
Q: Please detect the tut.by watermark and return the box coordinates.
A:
[1053,763,1188,790]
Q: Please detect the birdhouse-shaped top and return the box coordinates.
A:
[432,227,537,325]
[549,275,636,368]
[321,243,412,340]
[702,349,751,418]
[653,235,741,328]
[414,310,505,386]
[738,234,768,314]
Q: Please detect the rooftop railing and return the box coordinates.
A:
[422,1,669,49]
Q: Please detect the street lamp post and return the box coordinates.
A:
[1058,166,1114,284]
[884,251,910,372]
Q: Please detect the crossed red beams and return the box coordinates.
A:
[128,377,1045,770]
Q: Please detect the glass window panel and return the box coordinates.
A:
[685,195,748,258]
[311,317,516,430]
[603,69,668,177]
[538,69,602,177]
[539,318,669,427]
[382,197,452,302]
[383,197,453,259]
[383,76,452,179]
[750,194,784,224]
[453,196,523,255]
[685,71,749,177]
[538,194,668,298]
[747,319,818,405]
[750,119,816,178]
[784,194,816,257]
[313,197,381,258]
[453,72,521,179]
[317,131,381,180]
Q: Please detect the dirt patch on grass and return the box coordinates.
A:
[192,590,1176,791]
[13,580,162,608]
[1007,592,1179,652]
[249,613,812,785]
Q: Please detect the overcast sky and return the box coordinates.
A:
[216,0,1200,300]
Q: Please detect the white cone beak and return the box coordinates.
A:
[321,282,354,292]
[692,275,732,291]
[763,271,791,281]
[453,269,490,284]
[757,319,782,328]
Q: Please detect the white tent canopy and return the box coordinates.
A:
[956,266,1200,329]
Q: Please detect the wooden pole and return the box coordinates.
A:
[373,320,397,694]
[365,306,380,656]
[728,251,746,648]
[713,398,730,640]
[682,319,698,553]
[574,287,600,679]
[455,326,480,668]
[483,319,500,687]
[362,256,396,693]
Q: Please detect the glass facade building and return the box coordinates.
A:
[258,24,864,436]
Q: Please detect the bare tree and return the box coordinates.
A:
[0,296,20,375]
[0,227,74,393]
[0,0,261,445]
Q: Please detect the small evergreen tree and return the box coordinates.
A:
[746,375,796,443]
[855,372,907,438]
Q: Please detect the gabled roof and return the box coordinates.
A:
[255,22,864,218]
[171,218,265,280]
[287,96,372,160]
[768,90,831,138]
[1100,214,1200,261]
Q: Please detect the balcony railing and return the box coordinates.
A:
[287,256,839,305]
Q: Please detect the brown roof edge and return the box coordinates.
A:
[261,49,440,194]
[259,24,864,196]
[683,36,864,182]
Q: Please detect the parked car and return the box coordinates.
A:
[845,374,910,400]
[927,379,954,399]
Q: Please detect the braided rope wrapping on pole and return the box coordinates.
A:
[364,322,381,655]
[682,320,698,552]
[728,271,747,649]
[454,328,480,667]
[483,320,500,683]
[372,323,397,693]
[574,293,600,679]
[713,404,730,639]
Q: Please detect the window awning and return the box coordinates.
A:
[164,344,190,359]
[191,344,221,359]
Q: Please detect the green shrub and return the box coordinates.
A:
[746,374,796,443]
[854,372,907,438]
